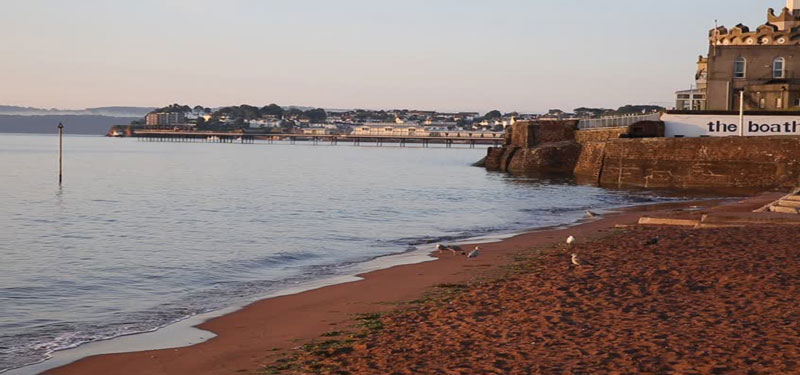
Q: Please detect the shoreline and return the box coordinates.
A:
[272,192,800,374]
[33,197,754,375]
[3,195,688,375]
[4,248,440,375]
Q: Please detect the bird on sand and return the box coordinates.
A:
[585,210,599,218]
[566,236,576,246]
[467,246,481,259]
[645,236,660,246]
[571,253,591,266]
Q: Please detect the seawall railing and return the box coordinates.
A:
[577,113,661,130]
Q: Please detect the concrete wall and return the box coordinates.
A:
[575,136,800,191]
[573,141,607,185]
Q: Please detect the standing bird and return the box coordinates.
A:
[566,236,576,246]
[571,253,592,266]
[585,210,599,218]
[645,236,660,246]
[467,246,481,259]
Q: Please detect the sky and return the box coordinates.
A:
[0,0,779,113]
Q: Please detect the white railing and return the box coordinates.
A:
[577,113,662,129]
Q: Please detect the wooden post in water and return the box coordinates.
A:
[58,122,64,186]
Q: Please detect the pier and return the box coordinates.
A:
[132,130,503,148]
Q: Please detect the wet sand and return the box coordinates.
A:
[46,196,789,375]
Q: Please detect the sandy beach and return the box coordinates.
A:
[44,193,799,375]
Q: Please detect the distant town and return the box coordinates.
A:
[110,104,664,137]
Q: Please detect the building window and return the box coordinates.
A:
[734,57,747,78]
[773,57,786,79]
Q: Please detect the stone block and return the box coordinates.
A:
[771,205,799,214]
[777,199,800,208]
[638,217,702,226]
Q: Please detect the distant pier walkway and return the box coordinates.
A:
[132,130,503,148]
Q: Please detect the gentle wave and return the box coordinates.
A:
[0,135,688,372]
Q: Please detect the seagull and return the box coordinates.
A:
[566,236,576,246]
[467,246,481,259]
[571,253,592,266]
[585,210,599,218]
[645,236,660,246]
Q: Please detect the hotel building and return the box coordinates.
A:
[688,1,800,111]
[145,112,186,126]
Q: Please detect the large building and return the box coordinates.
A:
[689,1,800,111]
[145,112,186,126]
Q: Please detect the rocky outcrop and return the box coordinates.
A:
[505,141,582,175]
[485,120,582,175]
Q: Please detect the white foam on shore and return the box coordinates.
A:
[3,249,438,375]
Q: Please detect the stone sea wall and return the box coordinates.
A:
[577,137,800,190]
[486,120,800,191]
[485,120,582,175]
[574,127,629,143]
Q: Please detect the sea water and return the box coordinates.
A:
[0,134,670,372]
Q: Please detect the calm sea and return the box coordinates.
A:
[0,134,670,372]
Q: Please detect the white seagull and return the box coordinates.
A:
[571,253,585,266]
[467,246,481,259]
[566,236,576,246]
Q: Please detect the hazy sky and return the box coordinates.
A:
[0,0,778,113]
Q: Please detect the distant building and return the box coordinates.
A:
[423,119,458,127]
[146,112,186,126]
[352,123,504,139]
[353,123,429,137]
[301,128,334,135]
[479,119,503,127]
[428,130,505,139]
[696,1,800,110]
[248,119,285,129]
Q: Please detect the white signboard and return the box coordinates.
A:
[662,113,800,137]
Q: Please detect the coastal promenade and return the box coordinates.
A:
[132,130,504,148]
